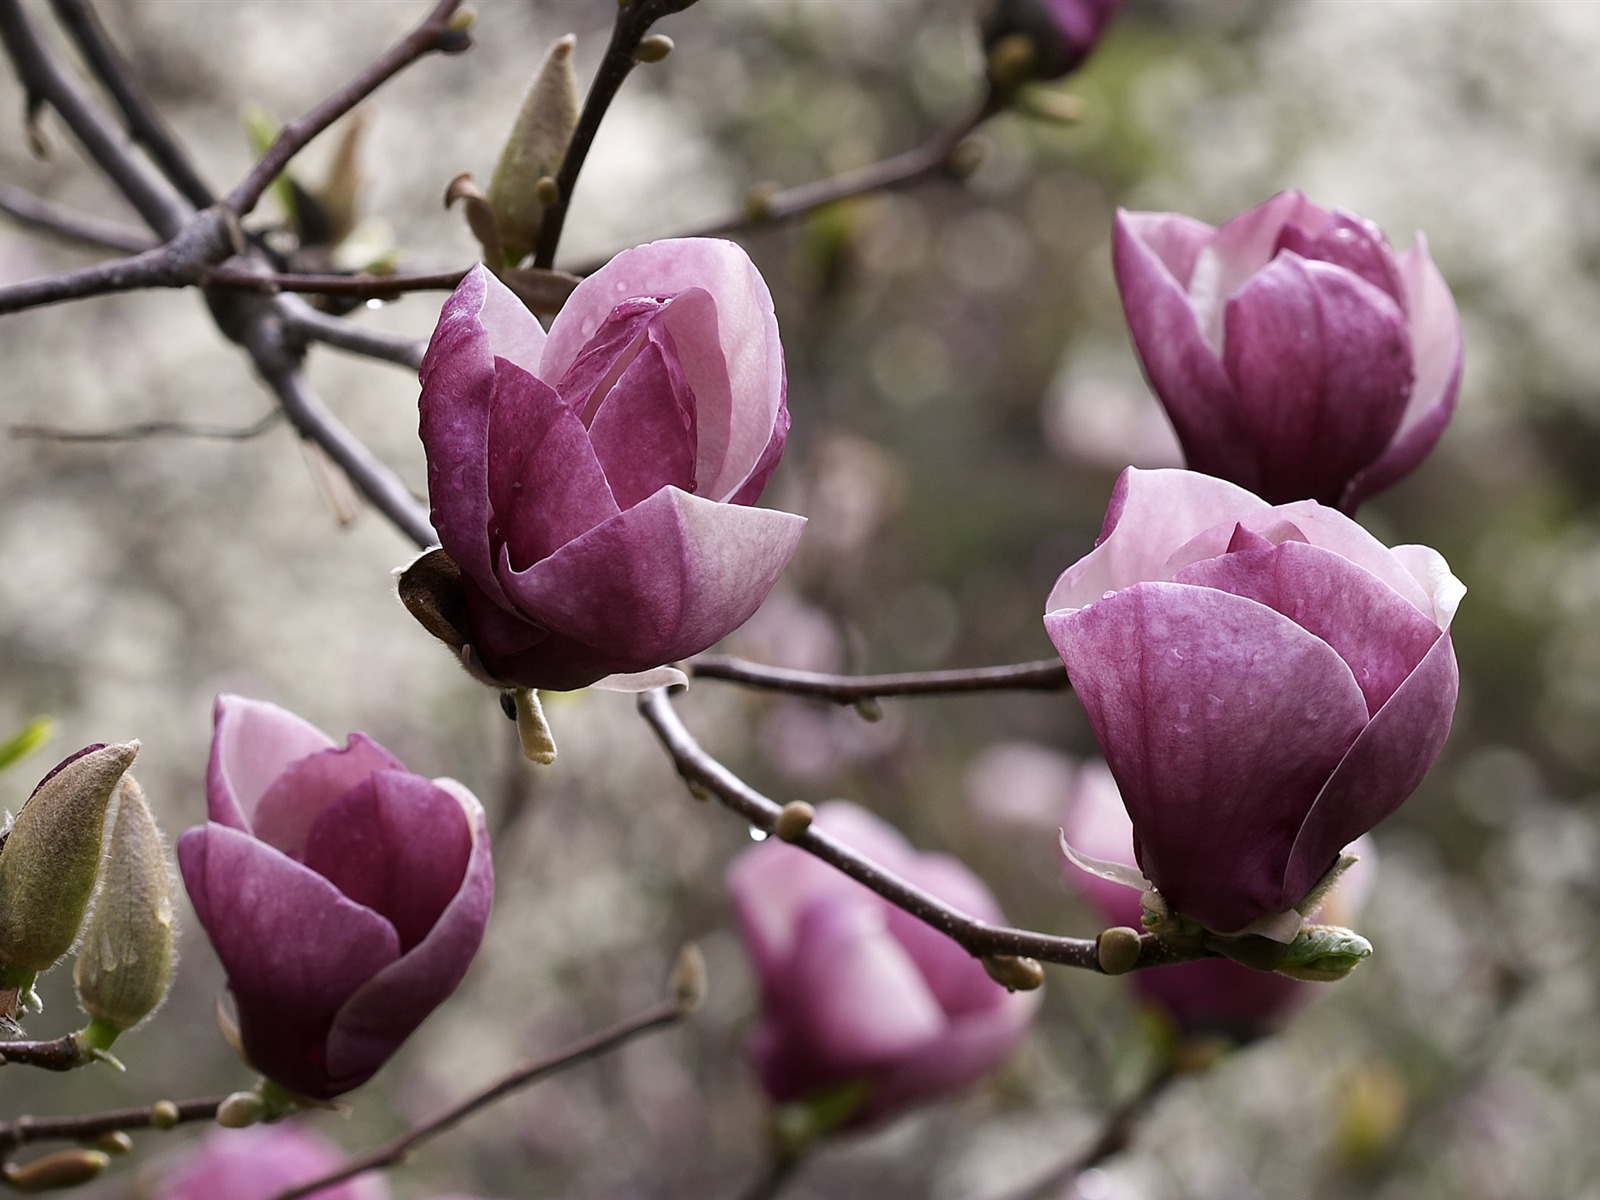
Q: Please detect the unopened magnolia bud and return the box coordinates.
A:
[533,175,561,206]
[634,34,673,63]
[852,697,884,722]
[148,1100,181,1130]
[981,954,1045,992]
[1095,926,1142,975]
[2,1149,109,1193]
[1275,924,1373,982]
[488,35,579,266]
[671,942,707,1014]
[80,1132,132,1156]
[215,1091,266,1128]
[773,801,815,843]
[514,688,557,765]
[0,742,138,975]
[73,775,176,1033]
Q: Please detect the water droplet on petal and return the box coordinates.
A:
[749,827,768,842]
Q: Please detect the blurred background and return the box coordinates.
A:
[1,0,1598,1197]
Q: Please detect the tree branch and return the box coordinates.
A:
[0,182,154,253]
[0,0,190,238]
[637,687,1198,973]
[10,410,280,443]
[689,654,1069,702]
[0,1097,223,1155]
[205,262,468,300]
[226,0,470,218]
[47,0,215,208]
[266,996,689,1200]
[276,294,426,370]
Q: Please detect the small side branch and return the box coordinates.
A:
[11,410,280,443]
[689,655,1070,703]
[205,263,469,300]
[0,183,154,253]
[276,295,426,370]
[0,1097,223,1154]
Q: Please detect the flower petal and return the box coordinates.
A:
[176,824,400,1099]
[584,326,698,509]
[883,853,1012,1018]
[252,734,406,862]
[1221,253,1412,505]
[1187,190,1325,344]
[324,777,493,1090]
[867,988,1038,1121]
[1046,582,1369,933]
[1275,208,1404,307]
[207,695,336,833]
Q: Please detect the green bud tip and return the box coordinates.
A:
[982,954,1046,992]
[2,1149,109,1193]
[215,1092,267,1129]
[149,1100,181,1130]
[634,34,673,63]
[773,801,815,843]
[852,697,884,722]
[1096,926,1143,975]
[514,688,557,765]
[671,943,707,1014]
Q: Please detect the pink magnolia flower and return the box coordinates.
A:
[1066,760,1375,1040]
[177,696,493,1099]
[160,1124,388,1200]
[1043,468,1459,938]
[1114,191,1462,511]
[983,0,1123,82]
[413,238,804,692]
[728,802,1039,1127]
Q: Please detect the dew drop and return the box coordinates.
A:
[1101,590,1117,601]
[749,826,768,842]
[1167,648,1184,666]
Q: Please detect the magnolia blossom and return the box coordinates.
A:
[411,238,804,692]
[1114,191,1462,511]
[160,1124,388,1200]
[728,803,1038,1127]
[982,0,1123,82]
[1044,468,1459,937]
[177,696,493,1099]
[1066,759,1375,1040]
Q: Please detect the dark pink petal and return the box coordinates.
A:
[497,486,804,674]
[1282,633,1457,907]
[867,991,1038,1120]
[1188,191,1325,342]
[883,854,1011,1019]
[787,896,945,1069]
[726,376,790,507]
[1116,210,1215,290]
[1276,209,1404,307]
[1112,214,1258,488]
[1045,467,1268,614]
[585,329,698,509]
[1343,235,1464,511]
[1245,501,1441,620]
[324,778,493,1090]
[176,824,400,1098]
[485,359,618,571]
[1221,253,1412,505]
[161,1124,388,1200]
[301,773,472,952]
[207,695,336,833]
[1174,540,1443,714]
[250,734,405,862]
[551,295,667,423]
[1046,583,1369,933]
[419,266,546,606]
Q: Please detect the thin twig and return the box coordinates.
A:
[0,1097,223,1155]
[0,1034,84,1071]
[0,0,190,238]
[637,688,1199,973]
[531,0,695,269]
[0,182,154,253]
[226,0,469,218]
[266,998,686,1200]
[276,295,426,370]
[48,0,215,208]
[206,262,468,300]
[11,410,281,443]
[0,243,182,314]
[689,655,1069,703]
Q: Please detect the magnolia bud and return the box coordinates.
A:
[214,1092,267,1129]
[488,35,579,266]
[1275,924,1373,982]
[773,801,814,843]
[73,775,176,1034]
[0,742,138,979]
[2,1150,109,1193]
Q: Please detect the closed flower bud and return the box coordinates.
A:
[981,0,1122,87]
[73,775,176,1034]
[159,1124,388,1200]
[0,742,139,979]
[2,1149,109,1193]
[487,35,579,266]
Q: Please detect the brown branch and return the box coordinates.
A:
[637,687,1199,973]
[266,998,687,1200]
[0,182,154,253]
[11,410,280,443]
[276,295,426,370]
[531,0,697,269]
[226,0,470,218]
[689,654,1069,703]
[205,262,469,300]
[0,0,190,238]
[0,1097,223,1155]
[0,1034,86,1071]
[48,0,215,208]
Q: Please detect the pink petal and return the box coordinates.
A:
[552,295,672,423]
[883,854,1010,1018]
[207,695,336,833]
[325,778,493,1090]
[584,328,698,508]
[177,824,400,1098]
[1275,208,1404,307]
[1044,467,1267,614]
[1187,190,1325,344]
[1115,210,1216,290]
[1113,215,1256,487]
[1221,253,1412,505]
[252,734,406,861]
[725,378,790,507]
[1246,501,1440,621]
[497,486,804,672]
[867,988,1039,1120]
[1046,583,1369,933]
[1283,633,1457,905]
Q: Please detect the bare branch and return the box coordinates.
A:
[206,262,468,300]
[0,0,190,237]
[276,295,426,370]
[11,411,280,443]
[266,996,687,1200]
[48,0,215,207]
[0,1097,223,1155]
[0,182,154,253]
[226,0,471,218]
[637,688,1201,973]
[689,654,1070,702]
[0,242,182,314]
